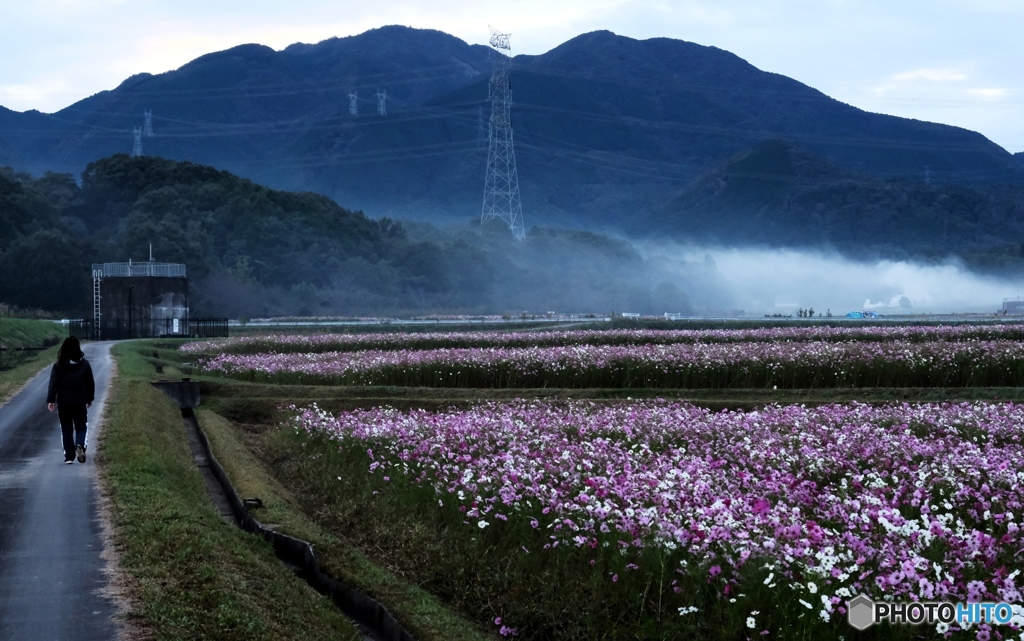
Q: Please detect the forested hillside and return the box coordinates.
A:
[653,140,1024,269]
[0,156,706,317]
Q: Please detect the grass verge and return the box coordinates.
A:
[0,317,65,347]
[100,341,363,641]
[0,318,64,403]
[198,408,492,641]
[195,376,1024,426]
[0,345,58,404]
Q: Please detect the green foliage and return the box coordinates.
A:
[2,155,709,317]
[0,228,90,311]
[0,318,62,399]
[0,167,63,245]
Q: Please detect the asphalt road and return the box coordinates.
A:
[0,342,117,640]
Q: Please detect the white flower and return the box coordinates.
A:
[807,582,818,594]
[677,606,699,616]
[478,520,489,529]
[746,617,756,629]
[799,599,813,609]
[764,572,774,585]
[935,622,949,634]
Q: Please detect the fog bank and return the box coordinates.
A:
[647,244,1020,316]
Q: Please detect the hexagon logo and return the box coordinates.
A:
[847,594,875,631]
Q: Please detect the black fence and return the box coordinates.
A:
[68,318,228,340]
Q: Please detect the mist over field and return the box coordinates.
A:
[645,243,1018,316]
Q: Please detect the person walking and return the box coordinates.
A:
[46,336,95,464]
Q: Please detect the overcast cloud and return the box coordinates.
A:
[0,0,1021,152]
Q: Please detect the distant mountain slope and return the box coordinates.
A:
[652,140,1024,258]
[0,27,1020,238]
[1016,152,1024,166]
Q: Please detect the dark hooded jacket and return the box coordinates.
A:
[46,358,95,405]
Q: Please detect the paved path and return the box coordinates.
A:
[0,343,117,640]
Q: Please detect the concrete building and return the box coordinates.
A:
[92,261,189,339]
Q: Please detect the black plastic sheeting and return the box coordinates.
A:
[182,407,416,641]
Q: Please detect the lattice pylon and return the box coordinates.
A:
[131,127,143,157]
[481,28,524,240]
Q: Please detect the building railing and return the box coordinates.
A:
[92,262,186,278]
[68,318,227,340]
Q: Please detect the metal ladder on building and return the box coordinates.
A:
[92,270,102,340]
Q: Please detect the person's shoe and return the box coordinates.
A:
[64,458,74,465]
[76,445,86,463]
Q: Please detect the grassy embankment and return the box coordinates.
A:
[100,341,364,641]
[0,318,63,403]
[115,340,491,641]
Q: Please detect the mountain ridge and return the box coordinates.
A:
[0,26,1020,246]
[653,139,1024,261]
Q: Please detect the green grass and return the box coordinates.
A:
[0,319,64,402]
[0,317,65,348]
[0,345,59,404]
[195,377,1024,426]
[197,408,492,641]
[100,342,363,641]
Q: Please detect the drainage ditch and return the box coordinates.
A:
[159,380,415,641]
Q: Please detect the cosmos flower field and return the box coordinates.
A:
[182,324,1024,356]
[187,326,1024,638]
[194,338,1024,388]
[289,400,1024,638]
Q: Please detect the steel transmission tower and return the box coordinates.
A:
[481,28,524,239]
[376,89,387,116]
[131,127,144,157]
[143,109,153,136]
[349,90,358,115]
[476,105,486,149]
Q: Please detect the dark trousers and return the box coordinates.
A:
[57,403,88,460]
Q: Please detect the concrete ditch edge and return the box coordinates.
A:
[181,406,416,641]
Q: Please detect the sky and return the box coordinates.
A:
[1,0,1021,153]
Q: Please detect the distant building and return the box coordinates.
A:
[1003,299,1024,315]
[92,261,189,339]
